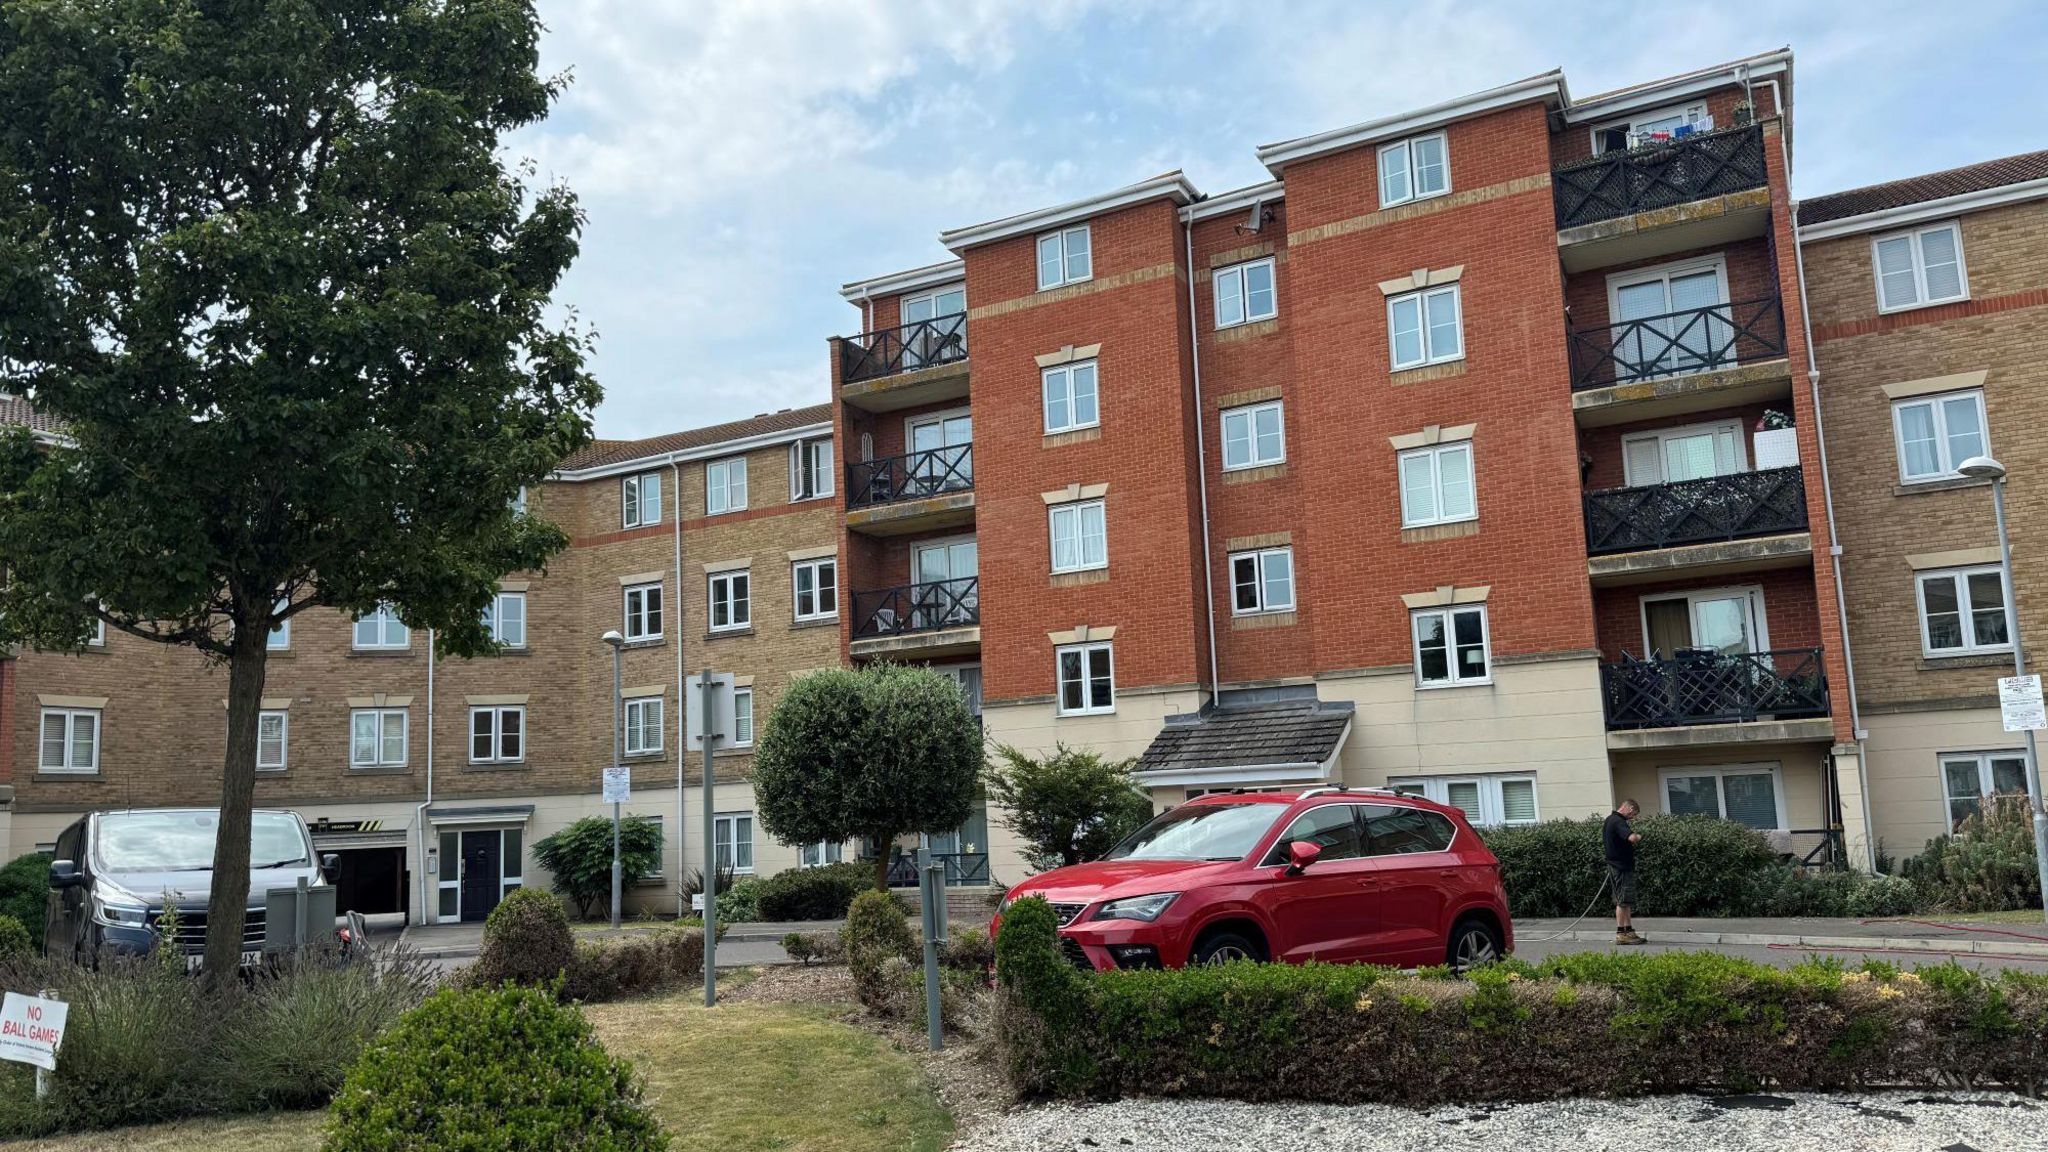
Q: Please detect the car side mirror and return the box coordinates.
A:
[321,853,339,874]
[48,860,82,889]
[1285,841,1322,875]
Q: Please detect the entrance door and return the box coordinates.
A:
[906,413,972,495]
[1610,261,1730,378]
[900,285,966,367]
[912,540,978,628]
[459,830,503,923]
[1643,587,1764,657]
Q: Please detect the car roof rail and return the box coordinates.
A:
[1294,785,1349,800]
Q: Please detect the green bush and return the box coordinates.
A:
[0,854,49,950]
[1904,795,2042,913]
[323,984,668,1151]
[844,890,917,1014]
[1482,814,1778,917]
[985,742,1154,871]
[939,926,994,974]
[0,916,30,960]
[532,817,665,920]
[215,952,439,1109]
[715,876,764,923]
[561,929,705,1003]
[755,862,873,921]
[468,888,575,988]
[781,931,842,966]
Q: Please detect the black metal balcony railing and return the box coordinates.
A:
[881,851,992,888]
[847,444,973,509]
[1553,122,1769,230]
[852,576,979,638]
[1568,295,1786,391]
[838,313,968,384]
[1584,466,1807,556]
[1600,647,1828,729]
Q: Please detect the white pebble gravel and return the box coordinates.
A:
[952,1091,2046,1151]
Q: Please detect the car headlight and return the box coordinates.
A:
[91,894,149,927]
[1093,893,1180,923]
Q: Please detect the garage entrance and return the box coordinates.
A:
[329,846,407,917]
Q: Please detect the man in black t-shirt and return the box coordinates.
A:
[1602,800,1645,945]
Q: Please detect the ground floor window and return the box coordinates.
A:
[1389,773,1538,827]
[799,840,844,868]
[714,813,754,874]
[1940,750,2030,830]
[1660,763,1783,830]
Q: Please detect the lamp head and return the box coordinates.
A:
[600,629,625,648]
[1957,455,2008,481]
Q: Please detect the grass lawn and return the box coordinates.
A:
[6,988,950,1152]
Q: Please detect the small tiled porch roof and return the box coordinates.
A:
[1133,698,1354,787]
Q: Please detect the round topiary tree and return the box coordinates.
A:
[469,888,575,988]
[323,985,668,1152]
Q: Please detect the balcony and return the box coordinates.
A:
[844,445,975,536]
[837,315,969,412]
[1584,467,1811,584]
[1553,124,1771,271]
[1600,648,1830,746]
[848,576,980,659]
[1567,296,1794,425]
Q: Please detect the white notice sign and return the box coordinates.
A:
[1999,674,2046,733]
[0,992,66,1071]
[602,765,632,804]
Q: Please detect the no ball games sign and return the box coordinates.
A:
[0,991,67,1072]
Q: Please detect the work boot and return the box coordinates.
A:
[1616,929,1646,945]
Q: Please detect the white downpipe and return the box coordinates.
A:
[1182,220,1221,699]
[672,459,687,917]
[415,627,437,923]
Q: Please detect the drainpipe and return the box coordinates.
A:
[414,627,437,923]
[672,460,687,917]
[1182,219,1221,701]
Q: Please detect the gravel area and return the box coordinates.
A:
[951,1091,2046,1151]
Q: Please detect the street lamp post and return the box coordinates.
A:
[602,629,626,929]
[1957,456,2048,925]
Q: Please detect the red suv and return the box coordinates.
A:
[994,787,1512,971]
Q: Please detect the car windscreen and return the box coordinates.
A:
[94,811,312,873]
[1104,802,1286,862]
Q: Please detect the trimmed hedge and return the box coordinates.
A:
[468,889,575,987]
[755,862,872,921]
[993,895,2048,1103]
[561,930,704,1003]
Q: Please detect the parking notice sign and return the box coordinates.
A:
[602,764,631,804]
[1999,675,2046,733]
[0,992,66,1071]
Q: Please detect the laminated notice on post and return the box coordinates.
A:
[1999,675,2046,732]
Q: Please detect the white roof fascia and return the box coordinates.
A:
[1133,761,1325,788]
[938,172,1201,253]
[1182,180,1286,223]
[551,421,833,482]
[1797,176,2048,242]
[838,260,966,303]
[1255,72,1568,175]
[1563,50,1791,124]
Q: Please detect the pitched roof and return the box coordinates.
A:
[1134,699,1355,777]
[0,394,65,436]
[1801,150,2048,226]
[558,404,831,472]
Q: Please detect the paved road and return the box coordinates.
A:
[1510,933,2048,973]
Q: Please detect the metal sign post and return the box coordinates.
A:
[602,765,631,929]
[696,669,723,1006]
[918,835,946,1051]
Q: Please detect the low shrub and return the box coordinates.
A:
[0,916,31,960]
[781,931,842,966]
[532,817,665,920]
[716,876,764,924]
[215,951,440,1110]
[323,984,669,1152]
[1741,867,1925,919]
[0,854,49,950]
[755,862,873,921]
[844,890,918,1014]
[939,926,994,974]
[1905,795,2042,913]
[1481,814,1777,917]
[468,888,575,987]
[561,929,705,1003]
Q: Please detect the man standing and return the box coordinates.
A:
[1603,800,1645,945]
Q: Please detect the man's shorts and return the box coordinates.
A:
[1607,865,1637,907]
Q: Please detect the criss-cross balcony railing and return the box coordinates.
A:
[847,444,973,508]
[837,313,968,384]
[852,576,979,638]
[1583,466,1807,556]
[1553,122,1768,230]
[1568,295,1786,391]
[880,851,992,888]
[1600,647,1828,729]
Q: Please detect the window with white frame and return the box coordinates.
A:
[1214,257,1277,328]
[1220,401,1284,470]
[1662,764,1784,830]
[1041,360,1100,434]
[792,558,837,622]
[482,591,527,648]
[714,813,755,873]
[790,438,833,501]
[1387,283,1462,370]
[349,708,408,768]
[1048,499,1108,573]
[88,617,105,646]
[1873,221,1966,312]
[39,708,99,773]
[705,457,748,515]
[511,486,529,517]
[469,706,524,764]
[733,687,754,746]
[1390,774,1537,827]
[267,599,290,650]
[623,582,663,641]
[708,570,751,632]
[1056,641,1115,715]
[1591,101,1710,154]
[637,815,667,881]
[1377,132,1449,208]
[1893,390,1988,483]
[257,711,288,771]
[1940,751,2031,830]
[622,471,662,528]
[352,604,408,650]
[1397,442,1475,527]
[624,696,663,755]
[1917,565,2011,656]
[1036,224,1092,290]
[1622,420,1746,487]
[800,840,845,868]
[1229,547,1294,615]
[1412,604,1489,687]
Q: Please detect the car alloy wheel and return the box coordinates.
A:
[1451,924,1498,970]
[1203,943,1252,965]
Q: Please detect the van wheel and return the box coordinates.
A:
[1192,932,1262,966]
[1447,917,1502,971]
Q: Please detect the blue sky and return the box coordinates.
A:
[517,1,2048,439]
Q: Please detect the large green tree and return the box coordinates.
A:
[753,665,981,891]
[0,0,597,978]
[986,743,1153,872]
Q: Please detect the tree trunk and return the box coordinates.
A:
[872,833,893,892]
[203,619,270,985]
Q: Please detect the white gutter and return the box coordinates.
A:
[1560,50,1791,123]
[1183,219,1221,701]
[1797,176,2048,241]
[939,171,1201,253]
[838,260,965,304]
[1257,71,1567,174]
[552,421,832,483]
[1181,181,1285,224]
[671,459,687,917]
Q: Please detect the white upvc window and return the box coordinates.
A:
[1412,604,1490,688]
[1940,750,2032,830]
[799,840,845,868]
[1387,284,1463,370]
[792,558,837,622]
[1377,131,1449,208]
[482,591,527,648]
[1056,641,1115,716]
[511,485,529,517]
[1660,763,1786,830]
[1591,101,1711,154]
[1873,221,1967,313]
[1622,419,1747,487]
[1892,390,1988,483]
[1041,360,1100,434]
[714,812,756,874]
[256,711,288,771]
[88,617,105,646]
[733,687,754,747]
[1048,499,1108,573]
[1390,774,1538,827]
[1917,565,2012,657]
[1220,401,1285,471]
[38,708,99,774]
[350,708,408,768]
[624,696,664,755]
[1036,224,1092,289]
[705,457,748,515]
[352,603,408,650]
[267,601,290,651]
[622,471,663,528]
[1397,442,1476,527]
[1214,257,1278,328]
[469,705,525,764]
[1229,547,1295,615]
[791,438,833,501]
[623,582,663,641]
[708,570,751,632]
